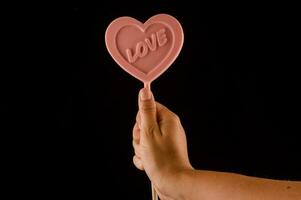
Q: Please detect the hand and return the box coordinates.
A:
[132,88,301,200]
[132,88,193,199]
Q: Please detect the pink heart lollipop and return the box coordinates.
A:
[105,14,184,89]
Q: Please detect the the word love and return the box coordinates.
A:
[125,28,168,63]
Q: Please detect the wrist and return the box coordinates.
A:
[155,167,195,200]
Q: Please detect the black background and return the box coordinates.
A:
[2,3,300,199]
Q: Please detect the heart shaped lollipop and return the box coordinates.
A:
[105,14,184,88]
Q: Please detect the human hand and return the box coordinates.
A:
[132,89,301,200]
[132,88,193,198]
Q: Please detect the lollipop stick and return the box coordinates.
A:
[144,82,151,90]
[152,183,158,200]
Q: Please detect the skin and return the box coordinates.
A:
[132,88,301,200]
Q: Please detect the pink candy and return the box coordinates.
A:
[105,14,184,87]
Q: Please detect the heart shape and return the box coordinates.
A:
[105,14,184,84]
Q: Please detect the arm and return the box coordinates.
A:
[170,169,301,200]
[133,88,301,200]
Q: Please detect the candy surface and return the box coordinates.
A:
[105,14,184,84]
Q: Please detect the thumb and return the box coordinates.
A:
[138,88,157,132]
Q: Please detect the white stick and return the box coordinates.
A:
[152,183,158,200]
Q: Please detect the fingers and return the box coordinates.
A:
[132,140,141,157]
[156,102,180,124]
[138,88,157,133]
[136,111,141,129]
[132,122,142,161]
[133,122,140,143]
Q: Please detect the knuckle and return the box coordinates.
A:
[133,156,138,165]
[133,129,139,140]
[140,101,155,112]
[143,124,156,135]
[132,125,137,134]
[136,112,140,122]
[133,156,143,170]
[132,140,138,148]
[170,112,180,123]
[132,141,140,155]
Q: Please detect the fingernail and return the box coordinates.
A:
[140,88,152,101]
